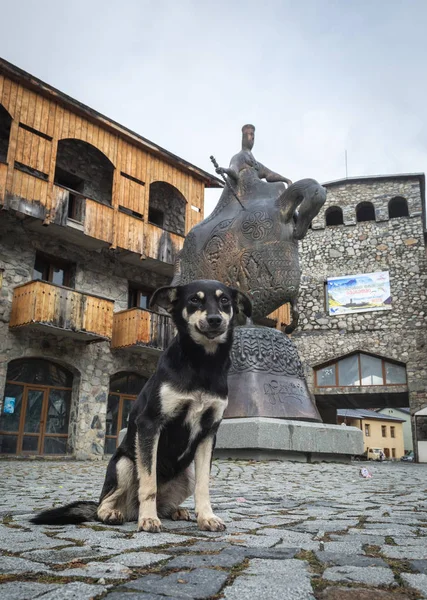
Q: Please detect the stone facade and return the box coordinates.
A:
[292,175,427,457]
[0,212,169,459]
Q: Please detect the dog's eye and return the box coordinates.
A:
[189,296,200,304]
[220,296,230,305]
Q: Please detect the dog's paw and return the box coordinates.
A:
[171,507,191,521]
[98,509,124,525]
[197,514,226,532]
[137,517,162,533]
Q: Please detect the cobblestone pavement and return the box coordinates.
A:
[0,460,427,600]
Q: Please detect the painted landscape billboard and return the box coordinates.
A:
[326,271,392,315]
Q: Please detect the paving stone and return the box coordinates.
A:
[315,551,388,568]
[322,541,364,555]
[0,582,59,600]
[381,545,427,560]
[21,546,114,564]
[224,559,314,599]
[0,555,51,574]
[106,551,171,567]
[409,559,427,575]
[167,548,245,569]
[226,533,282,548]
[244,547,299,559]
[37,582,107,599]
[57,560,132,579]
[106,594,165,600]
[323,566,396,586]
[317,587,411,599]
[124,568,229,598]
[401,573,427,597]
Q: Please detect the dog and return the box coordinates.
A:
[31,279,252,533]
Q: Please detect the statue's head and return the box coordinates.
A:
[242,124,255,151]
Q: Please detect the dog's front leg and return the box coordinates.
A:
[194,435,225,531]
[135,421,161,533]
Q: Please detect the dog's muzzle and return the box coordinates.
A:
[196,315,226,339]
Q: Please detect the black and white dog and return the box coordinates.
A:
[32,280,251,533]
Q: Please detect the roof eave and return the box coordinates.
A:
[0,57,224,189]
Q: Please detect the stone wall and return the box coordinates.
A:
[0,213,169,458]
[293,176,427,427]
[148,182,186,236]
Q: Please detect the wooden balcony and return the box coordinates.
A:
[143,223,185,275]
[9,280,114,341]
[111,308,175,353]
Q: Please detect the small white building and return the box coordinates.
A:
[377,407,413,454]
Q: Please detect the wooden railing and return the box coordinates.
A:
[9,280,114,340]
[266,303,291,330]
[144,222,185,265]
[111,308,175,351]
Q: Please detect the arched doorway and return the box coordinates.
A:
[104,372,147,454]
[0,359,73,455]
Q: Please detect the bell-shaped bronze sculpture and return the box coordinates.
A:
[173,125,326,422]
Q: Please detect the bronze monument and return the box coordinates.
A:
[173,125,326,421]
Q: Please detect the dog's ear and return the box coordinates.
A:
[230,288,252,319]
[150,286,179,313]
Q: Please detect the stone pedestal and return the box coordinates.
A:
[214,417,363,463]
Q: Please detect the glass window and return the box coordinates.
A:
[121,398,134,430]
[385,362,406,384]
[43,437,67,454]
[6,359,73,387]
[0,383,24,432]
[360,354,383,385]
[109,373,146,395]
[0,435,18,453]
[316,364,336,387]
[45,389,71,434]
[416,416,427,442]
[365,424,370,437]
[23,390,44,433]
[106,394,120,436]
[382,425,387,437]
[338,355,360,386]
[390,426,395,438]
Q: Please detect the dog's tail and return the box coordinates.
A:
[30,501,98,525]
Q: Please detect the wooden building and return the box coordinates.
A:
[0,58,223,458]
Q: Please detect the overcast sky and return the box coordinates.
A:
[2,0,427,214]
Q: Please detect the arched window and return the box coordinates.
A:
[0,358,73,455]
[148,182,186,236]
[388,196,409,219]
[54,139,114,206]
[325,206,344,226]
[105,372,148,454]
[315,352,406,388]
[0,104,12,163]
[356,202,375,223]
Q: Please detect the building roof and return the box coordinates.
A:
[377,407,410,415]
[337,408,405,423]
[0,58,223,189]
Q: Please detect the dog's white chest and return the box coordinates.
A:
[160,383,227,429]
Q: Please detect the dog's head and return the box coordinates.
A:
[150,280,252,352]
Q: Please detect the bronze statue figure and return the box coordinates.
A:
[172,125,326,421]
[173,124,326,333]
